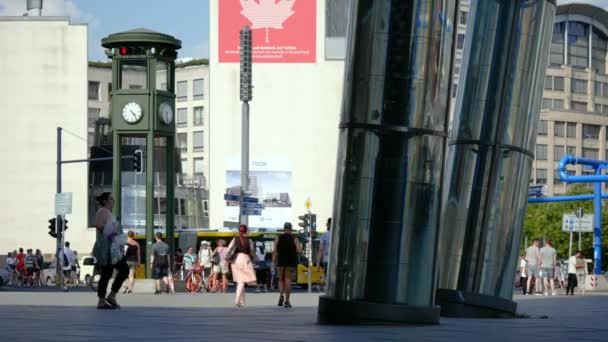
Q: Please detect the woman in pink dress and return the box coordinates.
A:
[228,225,257,307]
[212,239,229,293]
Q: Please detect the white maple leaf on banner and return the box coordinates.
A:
[240,0,296,43]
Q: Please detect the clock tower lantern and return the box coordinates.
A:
[101,29,181,278]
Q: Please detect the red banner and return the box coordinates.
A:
[219,0,316,63]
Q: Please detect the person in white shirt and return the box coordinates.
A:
[566,251,584,295]
[6,252,16,286]
[198,241,213,280]
[519,257,528,295]
[539,239,557,296]
[525,239,541,295]
[62,241,76,291]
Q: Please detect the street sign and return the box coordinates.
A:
[242,196,258,203]
[528,185,547,197]
[562,214,594,232]
[54,192,72,215]
[242,202,264,209]
[224,194,240,202]
[241,209,262,216]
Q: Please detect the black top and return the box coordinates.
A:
[125,243,138,262]
[276,234,298,267]
[235,238,251,255]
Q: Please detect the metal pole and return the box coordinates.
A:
[307,211,312,293]
[594,173,602,275]
[240,101,249,226]
[56,127,63,288]
[579,218,582,251]
[568,231,573,259]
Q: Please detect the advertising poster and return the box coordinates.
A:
[219,0,316,63]
[224,158,293,228]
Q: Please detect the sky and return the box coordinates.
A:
[0,0,209,61]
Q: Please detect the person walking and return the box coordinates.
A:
[122,231,140,294]
[34,249,44,287]
[525,239,541,295]
[254,241,270,293]
[519,256,528,295]
[212,239,229,293]
[61,242,76,291]
[566,251,583,295]
[576,251,588,296]
[273,222,302,308]
[151,232,173,294]
[92,192,129,309]
[540,239,557,296]
[228,224,257,307]
[6,252,15,286]
[15,248,25,287]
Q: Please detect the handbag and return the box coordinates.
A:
[211,252,220,265]
[225,238,237,262]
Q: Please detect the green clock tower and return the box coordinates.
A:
[102,29,181,278]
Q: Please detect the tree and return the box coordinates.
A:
[523,184,608,271]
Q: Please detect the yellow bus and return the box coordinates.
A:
[133,231,323,287]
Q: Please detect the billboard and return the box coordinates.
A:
[224,158,293,228]
[218,0,316,63]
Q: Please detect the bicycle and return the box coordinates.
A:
[185,265,203,293]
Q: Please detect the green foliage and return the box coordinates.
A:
[523,184,608,271]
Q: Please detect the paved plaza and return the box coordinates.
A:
[0,287,607,342]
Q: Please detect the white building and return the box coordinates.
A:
[208,0,347,229]
[0,17,89,254]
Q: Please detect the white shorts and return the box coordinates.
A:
[213,262,229,274]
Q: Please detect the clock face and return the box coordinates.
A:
[158,102,173,125]
[122,102,143,124]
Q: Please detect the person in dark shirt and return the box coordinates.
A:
[151,232,173,294]
[122,231,140,294]
[273,222,302,308]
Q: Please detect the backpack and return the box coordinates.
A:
[63,251,70,268]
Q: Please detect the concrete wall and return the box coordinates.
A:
[0,17,91,255]
[208,0,345,229]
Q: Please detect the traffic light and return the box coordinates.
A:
[48,218,57,238]
[310,214,317,233]
[133,149,143,173]
[240,25,252,102]
[63,218,69,232]
[298,213,310,233]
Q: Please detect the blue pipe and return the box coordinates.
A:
[557,155,608,183]
[595,168,603,275]
[528,194,608,203]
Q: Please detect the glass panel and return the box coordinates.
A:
[571,101,587,112]
[554,121,565,137]
[536,144,547,160]
[583,148,599,159]
[456,34,465,50]
[177,108,187,127]
[193,106,203,126]
[177,133,187,152]
[120,136,147,232]
[568,22,589,69]
[596,104,602,113]
[544,76,552,90]
[554,145,564,160]
[325,0,349,59]
[567,146,576,155]
[193,79,204,99]
[595,81,602,96]
[194,158,204,175]
[88,81,100,100]
[592,28,607,74]
[177,81,187,101]
[603,83,608,96]
[567,123,577,138]
[553,77,564,91]
[156,60,168,91]
[550,22,565,65]
[120,60,147,90]
[536,169,547,185]
[571,79,587,94]
[538,120,547,135]
[541,98,551,109]
[460,11,467,25]
[583,124,600,139]
[193,131,204,151]
[554,169,563,184]
[181,158,188,177]
[554,99,564,109]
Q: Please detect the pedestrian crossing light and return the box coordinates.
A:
[48,218,57,238]
[133,149,143,173]
[63,218,69,232]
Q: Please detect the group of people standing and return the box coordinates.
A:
[520,239,588,296]
[5,248,45,287]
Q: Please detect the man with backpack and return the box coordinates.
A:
[62,242,76,291]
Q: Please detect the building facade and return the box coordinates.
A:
[208,0,348,229]
[533,3,608,195]
[0,17,89,253]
